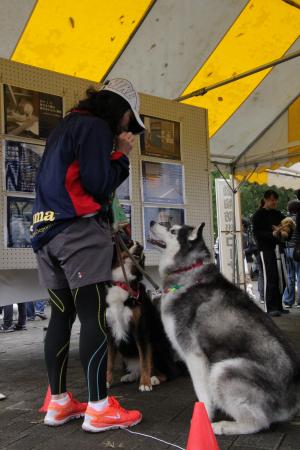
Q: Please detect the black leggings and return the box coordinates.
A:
[45,283,107,401]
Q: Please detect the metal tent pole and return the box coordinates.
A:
[231,167,237,285]
[175,49,300,102]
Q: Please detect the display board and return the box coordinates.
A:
[0,57,210,272]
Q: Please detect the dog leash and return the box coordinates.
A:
[114,232,136,298]
[115,232,161,292]
[114,231,162,301]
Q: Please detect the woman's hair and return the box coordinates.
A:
[74,87,134,135]
[259,198,265,209]
[263,189,279,200]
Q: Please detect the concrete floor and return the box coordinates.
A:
[1,306,300,450]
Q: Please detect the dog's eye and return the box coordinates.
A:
[170,229,176,235]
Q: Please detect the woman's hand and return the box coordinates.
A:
[116,132,135,156]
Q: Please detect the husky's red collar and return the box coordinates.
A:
[172,260,203,275]
[164,261,204,294]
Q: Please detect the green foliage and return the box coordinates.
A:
[239,182,295,219]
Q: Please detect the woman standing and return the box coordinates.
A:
[31,79,144,432]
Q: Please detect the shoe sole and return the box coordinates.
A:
[36,314,47,320]
[44,413,84,426]
[82,417,142,433]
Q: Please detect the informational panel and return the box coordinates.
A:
[143,206,185,250]
[215,178,245,287]
[6,196,34,248]
[141,161,184,204]
[4,139,44,192]
[116,176,130,201]
[140,115,181,160]
[3,84,63,139]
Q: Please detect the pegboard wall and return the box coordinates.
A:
[0,57,211,269]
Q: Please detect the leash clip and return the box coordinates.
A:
[150,289,162,301]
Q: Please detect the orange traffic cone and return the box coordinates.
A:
[186,402,220,450]
[38,385,51,412]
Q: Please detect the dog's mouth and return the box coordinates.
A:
[146,238,166,249]
[149,221,167,249]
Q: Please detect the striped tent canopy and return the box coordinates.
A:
[250,163,300,189]
[1,0,300,178]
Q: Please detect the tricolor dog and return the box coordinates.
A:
[106,241,181,392]
[150,221,300,435]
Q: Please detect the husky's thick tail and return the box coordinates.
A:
[294,357,300,413]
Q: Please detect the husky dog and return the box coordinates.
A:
[150,221,300,435]
[106,241,182,391]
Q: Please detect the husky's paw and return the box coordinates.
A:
[121,372,139,383]
[139,384,153,392]
[212,421,226,435]
[151,376,161,386]
[212,421,237,435]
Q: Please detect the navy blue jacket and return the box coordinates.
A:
[31,111,129,251]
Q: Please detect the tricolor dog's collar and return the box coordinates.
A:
[112,281,140,300]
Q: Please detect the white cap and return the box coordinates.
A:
[102,78,145,134]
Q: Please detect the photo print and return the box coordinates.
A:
[3,85,63,139]
[140,115,180,160]
[4,140,44,193]
[142,161,184,204]
[143,206,185,250]
[6,196,34,248]
[116,176,130,201]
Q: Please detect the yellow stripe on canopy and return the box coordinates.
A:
[12,0,153,81]
[181,0,300,137]
[237,172,268,185]
[288,96,300,161]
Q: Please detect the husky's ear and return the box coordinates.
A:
[189,222,205,241]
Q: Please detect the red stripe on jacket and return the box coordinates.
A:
[65,161,101,216]
[111,151,125,160]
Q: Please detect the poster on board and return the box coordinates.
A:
[142,161,184,204]
[120,204,131,226]
[140,115,180,160]
[116,176,130,200]
[3,84,63,139]
[6,196,34,248]
[143,206,185,250]
[4,140,44,193]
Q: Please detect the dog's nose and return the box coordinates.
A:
[150,221,156,227]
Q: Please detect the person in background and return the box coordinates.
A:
[214,236,220,270]
[242,218,256,269]
[0,303,27,332]
[27,300,47,321]
[254,199,265,303]
[283,200,300,308]
[252,190,289,317]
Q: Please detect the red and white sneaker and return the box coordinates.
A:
[82,396,142,433]
[44,393,87,426]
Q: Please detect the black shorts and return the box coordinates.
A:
[36,215,113,290]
